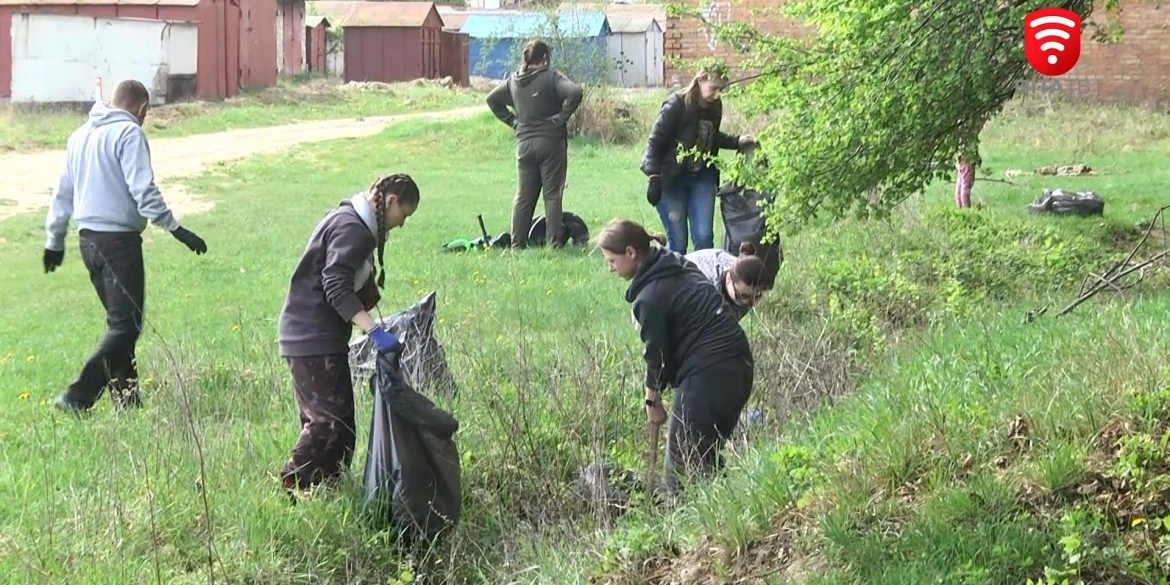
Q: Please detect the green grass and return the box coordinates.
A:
[0,76,486,153]
[1,96,1169,584]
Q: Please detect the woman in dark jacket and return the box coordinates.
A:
[641,65,757,254]
[276,173,419,493]
[598,218,755,495]
[486,39,584,248]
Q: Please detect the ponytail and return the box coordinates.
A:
[520,39,551,74]
[597,218,666,255]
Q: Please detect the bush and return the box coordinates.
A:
[567,86,654,146]
[804,209,1118,349]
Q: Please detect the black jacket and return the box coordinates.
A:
[485,65,584,142]
[639,92,742,188]
[278,200,375,358]
[625,247,752,392]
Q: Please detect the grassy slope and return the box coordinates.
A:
[0,76,486,153]
[0,97,1166,584]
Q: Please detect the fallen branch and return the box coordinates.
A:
[1033,205,1170,320]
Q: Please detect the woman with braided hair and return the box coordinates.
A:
[276,173,420,492]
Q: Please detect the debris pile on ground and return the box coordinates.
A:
[1026,188,1105,216]
[1006,163,1095,178]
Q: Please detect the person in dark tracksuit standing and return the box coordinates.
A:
[276,174,419,493]
[486,39,584,248]
[43,79,208,414]
[641,65,757,254]
[598,218,755,495]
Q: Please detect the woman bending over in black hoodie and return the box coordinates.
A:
[598,218,755,495]
[276,173,419,493]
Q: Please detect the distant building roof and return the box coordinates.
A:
[557,1,665,26]
[608,15,659,33]
[459,11,608,39]
[0,0,198,5]
[305,14,331,28]
[339,1,441,28]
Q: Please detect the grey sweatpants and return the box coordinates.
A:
[512,135,567,247]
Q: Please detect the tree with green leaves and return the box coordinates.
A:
[672,0,1126,239]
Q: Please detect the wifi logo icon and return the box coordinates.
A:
[1024,8,1083,77]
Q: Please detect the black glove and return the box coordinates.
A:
[43,249,64,273]
[646,176,662,207]
[171,226,207,255]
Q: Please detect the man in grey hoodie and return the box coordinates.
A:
[43,79,208,413]
[485,39,583,248]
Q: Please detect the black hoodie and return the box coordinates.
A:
[625,248,752,392]
[485,65,584,141]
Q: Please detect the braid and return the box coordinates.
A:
[368,173,419,290]
[374,191,387,289]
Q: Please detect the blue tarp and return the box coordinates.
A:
[460,12,611,82]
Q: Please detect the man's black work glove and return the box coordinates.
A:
[646,175,662,207]
[43,249,64,273]
[171,227,208,255]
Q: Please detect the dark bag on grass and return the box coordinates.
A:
[1026,188,1105,217]
[527,211,591,247]
[718,181,783,290]
[362,353,462,543]
[349,291,457,399]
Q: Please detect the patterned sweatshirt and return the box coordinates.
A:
[685,249,752,322]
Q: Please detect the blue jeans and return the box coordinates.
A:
[655,170,718,254]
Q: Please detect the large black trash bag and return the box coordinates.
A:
[348,291,457,399]
[362,353,462,543]
[527,211,591,247]
[1026,188,1105,217]
[718,181,784,290]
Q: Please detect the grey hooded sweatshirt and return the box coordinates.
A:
[45,101,180,251]
[485,65,584,141]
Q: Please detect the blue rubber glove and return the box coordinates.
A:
[368,326,402,355]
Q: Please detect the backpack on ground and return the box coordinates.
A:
[362,352,462,544]
[527,211,591,247]
[718,181,783,290]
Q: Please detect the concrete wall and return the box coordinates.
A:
[10,13,198,103]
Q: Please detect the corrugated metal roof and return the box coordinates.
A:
[558,1,665,26]
[460,10,608,39]
[0,0,198,5]
[304,14,330,28]
[608,15,658,33]
[339,1,439,28]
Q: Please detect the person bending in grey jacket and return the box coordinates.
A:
[43,79,207,413]
[485,39,583,248]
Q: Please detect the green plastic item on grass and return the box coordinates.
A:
[443,238,472,253]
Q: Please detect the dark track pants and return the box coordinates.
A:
[281,354,357,490]
[663,354,755,494]
[511,136,568,248]
[62,229,145,409]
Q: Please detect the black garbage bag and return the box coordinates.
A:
[362,353,462,543]
[1026,188,1105,217]
[527,211,591,247]
[718,181,783,290]
[348,291,457,399]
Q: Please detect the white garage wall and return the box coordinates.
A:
[11,13,198,104]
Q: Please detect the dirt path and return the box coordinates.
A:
[0,105,483,222]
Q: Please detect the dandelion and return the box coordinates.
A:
[142,377,153,386]
[438,318,446,325]
[231,324,240,332]
[39,398,47,406]
[545,288,553,296]
[18,392,30,401]
[1132,517,1146,527]
[26,355,35,363]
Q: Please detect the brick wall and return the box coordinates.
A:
[665,0,1170,104]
